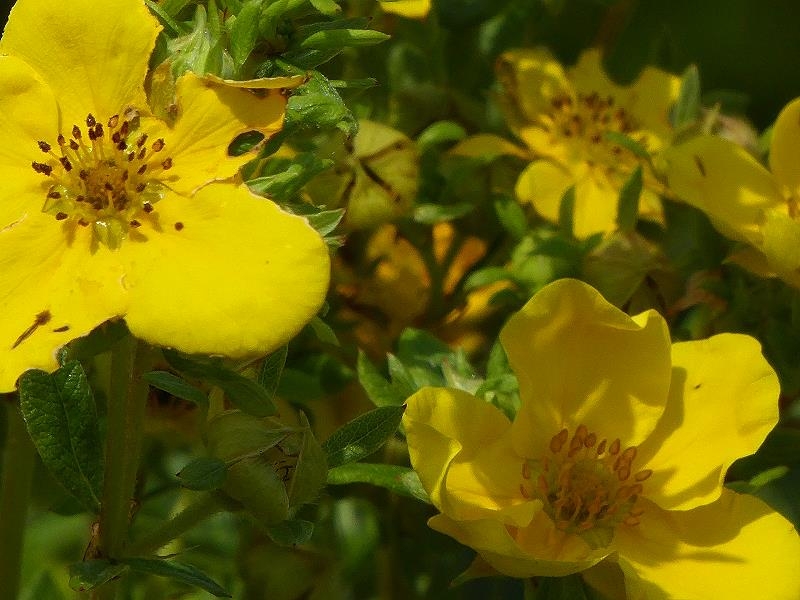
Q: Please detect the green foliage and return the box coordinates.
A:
[322,405,406,467]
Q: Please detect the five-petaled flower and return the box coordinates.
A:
[403,279,800,599]
[0,0,331,392]
[663,97,800,289]
[455,48,679,239]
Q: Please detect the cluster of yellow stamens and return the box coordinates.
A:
[544,92,645,169]
[521,424,651,545]
[31,111,177,248]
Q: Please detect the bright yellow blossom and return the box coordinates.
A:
[403,279,800,598]
[663,98,800,288]
[0,0,330,391]
[456,48,679,239]
[379,0,431,19]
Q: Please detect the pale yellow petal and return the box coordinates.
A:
[616,492,800,600]
[450,134,530,161]
[379,0,431,18]
[0,215,126,391]
[498,48,572,127]
[0,0,159,128]
[572,174,620,239]
[637,334,779,511]
[119,184,329,357]
[515,160,573,224]
[502,279,671,458]
[0,56,60,225]
[762,210,800,273]
[769,97,800,197]
[145,73,288,195]
[662,135,784,245]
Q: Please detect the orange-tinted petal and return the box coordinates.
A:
[0,215,126,391]
[119,184,329,357]
[502,279,671,458]
[616,492,800,600]
[637,334,779,511]
[0,0,159,128]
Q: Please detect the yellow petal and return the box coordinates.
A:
[379,0,431,18]
[146,72,288,195]
[501,279,671,457]
[450,134,530,161]
[403,387,517,512]
[0,0,159,129]
[637,334,779,511]
[0,56,59,225]
[572,175,621,239]
[761,210,800,273]
[498,48,572,126]
[728,245,800,289]
[119,184,329,357]
[662,135,784,245]
[515,160,573,224]
[0,215,127,392]
[769,97,800,197]
[203,73,307,90]
[568,49,627,106]
[582,561,628,600]
[429,511,610,578]
[615,492,800,600]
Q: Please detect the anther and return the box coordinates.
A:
[47,191,61,199]
[596,439,607,455]
[127,152,135,162]
[31,161,52,175]
[86,114,96,127]
[137,164,147,175]
[116,141,127,151]
[104,182,113,191]
[59,157,73,171]
[79,169,88,180]
[136,134,148,147]
[584,433,597,448]
[37,141,51,153]
[55,212,68,220]
[72,125,81,139]
[161,157,173,170]
[130,219,141,228]
[634,469,652,482]
[69,139,79,151]
[609,439,621,456]
[138,147,146,160]
[108,115,119,128]
[142,202,153,213]
[135,183,146,193]
[152,139,165,152]
[550,428,569,454]
[120,121,129,136]
[93,123,104,138]
[57,134,66,146]
[174,221,184,231]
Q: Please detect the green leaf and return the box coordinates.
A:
[309,316,340,346]
[22,572,66,600]
[387,354,416,398]
[603,131,650,160]
[143,371,207,405]
[177,457,228,491]
[145,0,185,35]
[309,0,341,14]
[322,406,406,468]
[672,64,701,128]
[327,463,430,503]
[357,351,405,407]
[247,153,334,201]
[164,350,277,417]
[305,208,345,237]
[265,519,315,546]
[416,120,467,153]
[558,185,575,237]
[494,194,528,240]
[19,362,103,512]
[68,560,127,592]
[258,346,288,402]
[122,558,231,597]
[285,71,356,134]
[298,29,390,51]
[228,0,262,67]
[617,165,643,232]
[413,202,473,223]
[463,267,510,292]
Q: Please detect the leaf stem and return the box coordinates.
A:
[127,493,224,556]
[0,402,36,600]
[95,335,150,596]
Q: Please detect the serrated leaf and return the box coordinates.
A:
[322,406,406,468]
[247,153,334,201]
[309,0,341,14]
[298,29,389,51]
[143,371,207,405]
[228,0,262,67]
[387,354,416,398]
[19,362,102,512]
[672,64,701,128]
[265,519,315,546]
[177,457,228,490]
[286,413,327,507]
[68,560,127,592]
[122,558,231,597]
[258,346,288,402]
[327,463,430,503]
[285,72,356,134]
[617,165,643,232]
[357,351,404,407]
[164,350,277,417]
[305,208,345,237]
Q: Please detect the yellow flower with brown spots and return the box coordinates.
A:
[0,0,330,391]
[663,97,800,289]
[456,48,679,239]
[403,279,800,598]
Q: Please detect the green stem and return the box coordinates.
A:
[0,402,36,600]
[127,493,223,556]
[97,335,150,565]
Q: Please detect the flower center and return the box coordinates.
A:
[520,424,651,548]
[545,92,645,171]
[31,112,175,249]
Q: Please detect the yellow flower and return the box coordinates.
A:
[403,279,800,597]
[0,0,330,391]
[457,48,679,239]
[379,0,431,19]
[662,98,800,288]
